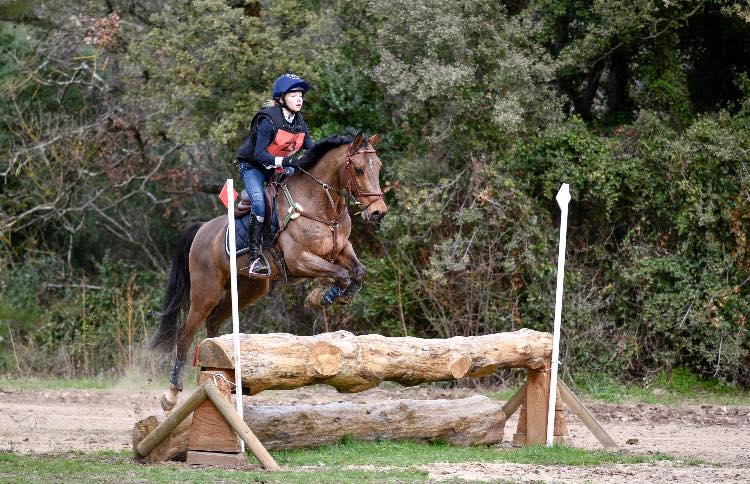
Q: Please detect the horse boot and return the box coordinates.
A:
[246,215,270,277]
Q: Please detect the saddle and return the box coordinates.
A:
[225,174,287,278]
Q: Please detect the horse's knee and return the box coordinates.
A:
[352,264,366,283]
[334,270,351,289]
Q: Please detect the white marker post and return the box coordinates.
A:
[546,183,570,447]
[225,179,245,452]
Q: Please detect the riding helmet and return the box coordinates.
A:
[272,73,311,99]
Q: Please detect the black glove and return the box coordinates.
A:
[282,156,300,168]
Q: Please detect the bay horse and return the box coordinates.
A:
[151,132,388,410]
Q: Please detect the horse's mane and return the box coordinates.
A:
[298,133,357,170]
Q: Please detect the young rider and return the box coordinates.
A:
[236,73,313,276]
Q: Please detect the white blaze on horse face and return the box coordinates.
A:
[365,156,380,188]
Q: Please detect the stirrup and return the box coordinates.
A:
[247,253,271,277]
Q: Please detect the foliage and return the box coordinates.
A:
[0,256,166,376]
[1,0,749,388]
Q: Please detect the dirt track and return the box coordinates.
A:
[1,383,749,482]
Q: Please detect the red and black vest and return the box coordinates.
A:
[237,105,307,169]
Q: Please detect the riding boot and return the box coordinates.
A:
[247,216,270,276]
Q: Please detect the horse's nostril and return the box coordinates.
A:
[371,211,381,221]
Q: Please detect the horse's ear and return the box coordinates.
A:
[368,133,381,147]
[349,132,365,155]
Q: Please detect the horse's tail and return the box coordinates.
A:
[151,222,203,353]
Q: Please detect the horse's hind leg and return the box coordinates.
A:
[161,280,224,411]
[205,278,271,337]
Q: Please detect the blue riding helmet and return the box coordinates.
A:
[272,73,311,99]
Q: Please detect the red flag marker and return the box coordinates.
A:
[219,180,238,209]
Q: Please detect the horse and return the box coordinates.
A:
[150,132,388,410]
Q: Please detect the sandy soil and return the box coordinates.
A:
[1,383,748,482]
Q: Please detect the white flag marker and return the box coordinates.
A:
[547,183,570,447]
[225,179,245,452]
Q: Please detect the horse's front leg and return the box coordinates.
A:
[288,250,352,307]
[335,241,366,305]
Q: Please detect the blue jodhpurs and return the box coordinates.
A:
[239,163,270,222]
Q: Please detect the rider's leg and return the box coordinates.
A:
[241,168,270,275]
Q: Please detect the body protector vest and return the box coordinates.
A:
[237,105,308,169]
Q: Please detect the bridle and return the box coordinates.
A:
[299,145,385,218]
[337,147,385,214]
[273,142,385,264]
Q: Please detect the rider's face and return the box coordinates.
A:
[283,91,304,112]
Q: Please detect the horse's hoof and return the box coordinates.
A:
[160,394,176,412]
[305,288,326,308]
[160,384,181,411]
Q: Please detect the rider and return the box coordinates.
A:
[236,73,313,276]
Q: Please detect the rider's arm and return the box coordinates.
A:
[253,117,279,170]
[302,131,313,151]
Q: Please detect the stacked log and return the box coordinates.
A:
[195,329,552,394]
[133,395,506,461]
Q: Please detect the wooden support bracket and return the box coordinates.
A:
[557,378,618,451]
[136,378,279,471]
[136,385,208,457]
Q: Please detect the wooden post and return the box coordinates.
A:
[525,366,550,444]
[513,368,568,446]
[186,370,245,467]
[135,385,208,457]
[205,382,280,471]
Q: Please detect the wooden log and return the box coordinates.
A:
[247,395,506,449]
[132,395,507,460]
[196,329,552,394]
[204,382,280,471]
[134,385,207,458]
[132,413,192,462]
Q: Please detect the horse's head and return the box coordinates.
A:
[339,132,389,224]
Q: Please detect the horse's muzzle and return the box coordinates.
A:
[369,210,384,223]
[364,200,388,225]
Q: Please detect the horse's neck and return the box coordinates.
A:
[292,147,347,218]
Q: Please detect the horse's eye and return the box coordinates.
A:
[355,168,365,175]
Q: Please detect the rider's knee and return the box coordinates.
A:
[249,193,265,219]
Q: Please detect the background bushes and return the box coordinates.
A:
[1,0,748,386]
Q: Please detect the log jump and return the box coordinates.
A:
[134,328,614,467]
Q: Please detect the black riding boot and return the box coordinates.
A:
[247,216,270,276]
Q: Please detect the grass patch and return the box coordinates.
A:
[272,439,673,467]
[0,451,427,483]
[0,443,681,482]
[0,376,117,391]
[571,368,750,405]
[487,388,518,401]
